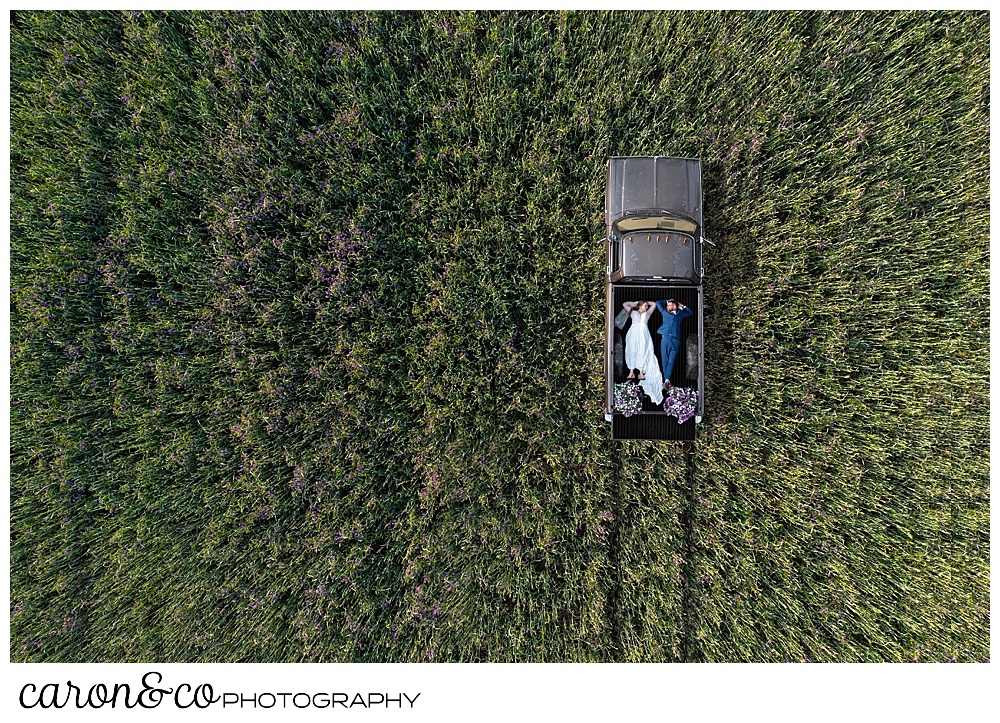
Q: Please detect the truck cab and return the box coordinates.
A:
[604,156,707,440]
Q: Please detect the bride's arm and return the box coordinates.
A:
[623,301,635,313]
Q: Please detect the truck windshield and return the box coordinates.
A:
[615,215,697,235]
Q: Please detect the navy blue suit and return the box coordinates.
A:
[655,301,692,382]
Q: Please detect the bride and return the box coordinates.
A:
[622,301,664,405]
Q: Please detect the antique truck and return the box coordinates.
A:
[603,156,707,440]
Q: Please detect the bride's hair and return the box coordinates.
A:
[634,300,649,311]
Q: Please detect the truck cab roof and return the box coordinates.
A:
[606,156,703,283]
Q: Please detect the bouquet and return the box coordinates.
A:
[663,386,698,424]
[614,381,643,417]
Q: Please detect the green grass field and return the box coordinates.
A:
[10,10,989,662]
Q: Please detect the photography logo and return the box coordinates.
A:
[19,671,421,710]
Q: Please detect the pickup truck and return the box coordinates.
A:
[603,156,707,440]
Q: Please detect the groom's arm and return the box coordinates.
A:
[677,305,692,321]
[655,300,668,315]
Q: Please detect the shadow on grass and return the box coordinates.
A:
[700,160,761,433]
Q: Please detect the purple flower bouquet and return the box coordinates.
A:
[614,381,643,417]
[662,386,698,424]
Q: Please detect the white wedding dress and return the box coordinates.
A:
[624,309,664,405]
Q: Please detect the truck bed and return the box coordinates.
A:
[610,284,701,440]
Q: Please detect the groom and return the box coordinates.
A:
[655,299,692,388]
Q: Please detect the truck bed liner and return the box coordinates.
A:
[611,285,700,440]
[613,284,699,397]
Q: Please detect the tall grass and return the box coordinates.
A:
[10,10,988,662]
